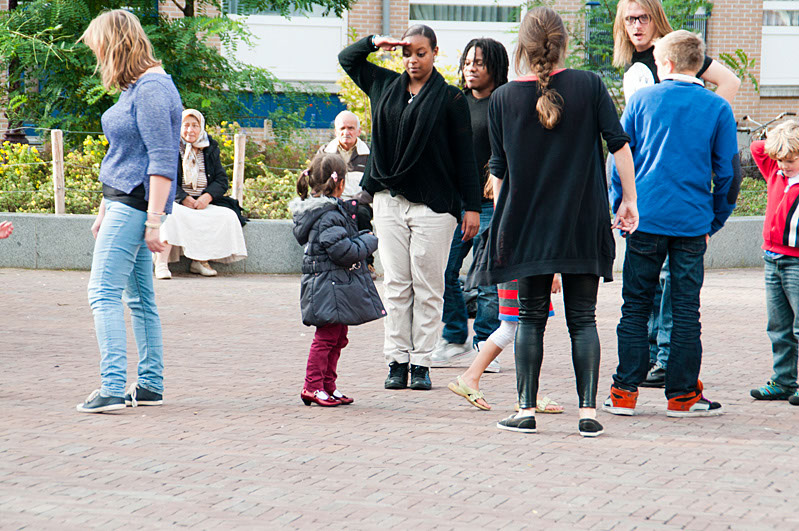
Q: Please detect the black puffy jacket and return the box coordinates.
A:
[290,196,385,327]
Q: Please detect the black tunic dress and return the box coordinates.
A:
[471,69,629,285]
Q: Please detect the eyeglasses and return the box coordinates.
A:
[624,14,651,26]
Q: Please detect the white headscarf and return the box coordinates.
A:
[181,109,211,190]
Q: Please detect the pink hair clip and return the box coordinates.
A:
[302,169,309,177]
[331,171,339,182]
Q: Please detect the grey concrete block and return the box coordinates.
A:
[0,214,37,269]
[35,215,95,270]
[0,212,771,273]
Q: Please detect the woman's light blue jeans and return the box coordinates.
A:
[87,200,164,398]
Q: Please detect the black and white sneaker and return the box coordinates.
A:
[578,418,604,437]
[76,389,125,414]
[496,414,537,433]
[124,383,163,407]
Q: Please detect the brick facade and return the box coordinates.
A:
[348,0,409,41]
[706,0,794,123]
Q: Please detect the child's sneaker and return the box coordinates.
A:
[602,385,638,416]
[667,381,723,417]
[750,380,793,400]
[789,391,799,406]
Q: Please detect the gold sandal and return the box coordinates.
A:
[513,395,564,414]
[448,375,490,411]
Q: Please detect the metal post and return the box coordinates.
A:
[232,133,246,204]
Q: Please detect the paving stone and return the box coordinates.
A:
[1,268,798,529]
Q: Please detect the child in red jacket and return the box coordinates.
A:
[749,120,799,404]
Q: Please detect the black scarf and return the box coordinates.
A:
[370,68,449,188]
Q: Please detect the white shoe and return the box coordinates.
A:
[431,341,474,367]
[154,263,171,280]
[474,342,501,373]
[190,260,217,277]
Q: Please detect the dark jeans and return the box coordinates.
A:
[615,231,706,398]
[516,274,600,409]
[647,258,672,368]
[442,200,499,346]
[305,323,348,393]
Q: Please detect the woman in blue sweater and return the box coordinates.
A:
[76,10,183,413]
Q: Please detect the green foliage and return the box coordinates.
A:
[0,0,313,140]
[733,177,768,216]
[719,49,759,93]
[235,0,355,17]
[0,137,103,214]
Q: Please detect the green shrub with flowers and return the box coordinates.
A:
[0,141,52,212]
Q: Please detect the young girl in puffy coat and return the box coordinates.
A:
[290,152,386,407]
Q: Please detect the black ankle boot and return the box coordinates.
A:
[384,362,409,389]
[409,364,432,390]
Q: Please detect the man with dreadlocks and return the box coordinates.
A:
[432,38,510,371]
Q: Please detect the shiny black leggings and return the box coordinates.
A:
[516,274,600,409]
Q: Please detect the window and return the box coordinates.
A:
[760,1,799,93]
[225,1,328,17]
[409,4,521,23]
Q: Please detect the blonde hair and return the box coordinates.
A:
[515,7,567,129]
[613,0,674,68]
[765,121,799,160]
[654,30,705,74]
[79,10,161,91]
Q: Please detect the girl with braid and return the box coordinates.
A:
[469,7,639,437]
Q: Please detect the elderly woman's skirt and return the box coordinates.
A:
[160,203,247,264]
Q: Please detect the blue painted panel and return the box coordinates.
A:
[235,93,347,129]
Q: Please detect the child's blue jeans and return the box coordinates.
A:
[87,200,164,398]
[764,253,799,390]
[614,231,706,399]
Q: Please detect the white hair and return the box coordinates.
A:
[334,110,360,130]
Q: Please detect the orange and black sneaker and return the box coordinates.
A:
[601,385,638,416]
[666,380,723,417]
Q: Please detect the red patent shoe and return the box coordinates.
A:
[301,388,340,407]
[330,389,354,405]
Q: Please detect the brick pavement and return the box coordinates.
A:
[1,267,798,530]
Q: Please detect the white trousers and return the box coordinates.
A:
[373,191,457,367]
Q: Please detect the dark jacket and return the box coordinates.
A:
[175,135,247,225]
[290,195,385,327]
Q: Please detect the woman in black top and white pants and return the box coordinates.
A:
[470,7,638,437]
[339,26,481,391]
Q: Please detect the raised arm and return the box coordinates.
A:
[338,36,403,99]
[701,59,741,104]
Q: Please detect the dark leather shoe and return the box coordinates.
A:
[409,364,432,390]
[639,364,666,388]
[384,362,409,389]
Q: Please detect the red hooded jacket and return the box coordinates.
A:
[751,140,799,257]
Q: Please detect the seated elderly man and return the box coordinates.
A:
[318,110,375,274]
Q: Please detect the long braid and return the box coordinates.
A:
[515,7,567,129]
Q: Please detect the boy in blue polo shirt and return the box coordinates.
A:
[605,30,741,418]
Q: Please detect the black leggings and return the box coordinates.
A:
[516,274,600,409]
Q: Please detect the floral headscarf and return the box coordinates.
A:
[181,109,211,190]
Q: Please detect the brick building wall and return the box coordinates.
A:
[706,0,794,123]
[348,0,409,41]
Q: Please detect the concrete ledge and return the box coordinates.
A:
[0,212,767,273]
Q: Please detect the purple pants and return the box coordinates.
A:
[305,323,348,393]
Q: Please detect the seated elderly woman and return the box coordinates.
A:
[154,109,247,279]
